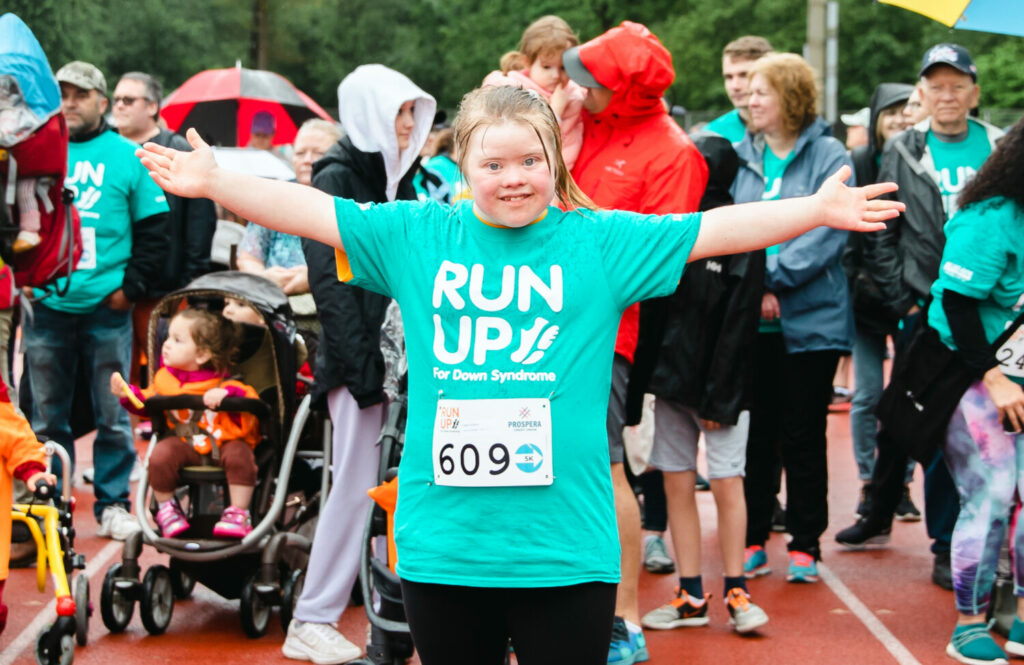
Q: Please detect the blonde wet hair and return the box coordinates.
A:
[499,15,579,74]
[453,85,595,211]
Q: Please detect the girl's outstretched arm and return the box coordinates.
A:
[690,166,904,261]
[137,128,342,249]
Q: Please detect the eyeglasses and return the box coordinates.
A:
[112,95,148,106]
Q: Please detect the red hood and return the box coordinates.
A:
[579,21,674,122]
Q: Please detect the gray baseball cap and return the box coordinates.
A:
[55,61,107,95]
[562,46,602,89]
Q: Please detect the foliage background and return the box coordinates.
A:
[8,0,1024,124]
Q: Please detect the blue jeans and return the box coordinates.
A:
[23,302,134,520]
[850,327,914,483]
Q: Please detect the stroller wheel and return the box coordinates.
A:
[74,575,90,646]
[100,563,134,633]
[140,565,174,635]
[34,625,74,665]
[169,560,196,600]
[239,575,271,638]
[279,568,305,632]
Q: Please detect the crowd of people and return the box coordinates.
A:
[2,11,1023,665]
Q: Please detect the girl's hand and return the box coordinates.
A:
[983,367,1024,433]
[204,387,229,409]
[550,82,568,120]
[700,419,722,432]
[761,292,781,321]
[137,128,219,199]
[110,372,126,396]
[26,471,58,492]
[815,166,904,232]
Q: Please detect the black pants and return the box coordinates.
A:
[745,333,840,555]
[401,580,617,665]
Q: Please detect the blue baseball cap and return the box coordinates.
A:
[919,43,977,82]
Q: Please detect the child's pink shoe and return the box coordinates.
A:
[155,500,190,538]
[213,506,252,539]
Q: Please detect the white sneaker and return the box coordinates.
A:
[83,466,94,484]
[97,505,141,540]
[282,619,362,664]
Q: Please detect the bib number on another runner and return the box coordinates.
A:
[996,327,1024,379]
[432,398,552,487]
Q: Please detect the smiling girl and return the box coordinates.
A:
[138,84,901,665]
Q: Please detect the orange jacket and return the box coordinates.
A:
[2,383,47,580]
[137,367,261,454]
[571,21,708,362]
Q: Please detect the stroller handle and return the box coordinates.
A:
[144,394,272,421]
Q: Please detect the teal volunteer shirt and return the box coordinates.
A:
[758,146,796,334]
[336,198,701,587]
[705,109,747,145]
[927,119,992,220]
[47,130,168,312]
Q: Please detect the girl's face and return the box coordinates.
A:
[162,315,210,371]
[528,51,567,92]
[877,104,908,144]
[466,121,556,229]
[223,298,265,327]
[395,100,416,151]
[747,73,784,136]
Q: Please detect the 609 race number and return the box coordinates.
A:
[438,442,510,477]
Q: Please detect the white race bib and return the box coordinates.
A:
[996,327,1024,379]
[432,398,553,487]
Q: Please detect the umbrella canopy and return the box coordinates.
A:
[878,0,1024,37]
[160,65,333,147]
[210,147,295,180]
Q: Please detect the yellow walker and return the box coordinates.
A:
[12,442,91,665]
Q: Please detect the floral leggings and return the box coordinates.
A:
[943,381,1024,615]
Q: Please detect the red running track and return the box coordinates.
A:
[2,410,966,665]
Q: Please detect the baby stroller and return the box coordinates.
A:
[98,271,327,638]
[12,442,90,665]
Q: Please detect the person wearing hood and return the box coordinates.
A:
[731,53,854,586]
[563,20,709,665]
[282,64,435,665]
[842,83,918,523]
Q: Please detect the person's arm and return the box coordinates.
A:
[138,129,341,250]
[234,250,267,274]
[690,166,901,262]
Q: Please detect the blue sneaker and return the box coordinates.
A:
[786,551,819,583]
[946,624,1008,664]
[1005,617,1024,657]
[608,616,649,664]
[743,545,770,579]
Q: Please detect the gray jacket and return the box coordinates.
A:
[732,117,854,353]
[866,117,1003,319]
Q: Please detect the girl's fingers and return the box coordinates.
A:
[861,181,899,199]
[851,221,888,232]
[185,127,209,151]
[861,210,900,223]
[138,141,176,159]
[830,165,852,183]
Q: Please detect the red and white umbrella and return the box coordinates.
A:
[160,65,333,147]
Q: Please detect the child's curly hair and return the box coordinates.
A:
[174,308,238,373]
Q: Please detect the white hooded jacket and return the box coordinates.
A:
[337,64,436,201]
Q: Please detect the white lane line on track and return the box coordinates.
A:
[0,540,122,665]
[818,561,924,665]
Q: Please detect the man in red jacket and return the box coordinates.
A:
[565,21,708,665]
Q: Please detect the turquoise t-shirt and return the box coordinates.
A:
[926,119,992,220]
[336,199,701,587]
[758,146,795,334]
[705,109,747,145]
[49,130,168,312]
[929,197,1024,383]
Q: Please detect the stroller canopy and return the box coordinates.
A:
[0,13,60,145]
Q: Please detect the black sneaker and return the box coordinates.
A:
[835,517,892,549]
[771,499,787,533]
[695,474,711,492]
[894,486,922,522]
[855,484,873,519]
[933,552,953,590]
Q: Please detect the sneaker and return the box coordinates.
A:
[83,466,94,484]
[946,624,1008,665]
[641,591,710,630]
[835,517,891,549]
[96,504,141,540]
[12,230,40,253]
[155,500,190,538]
[855,483,873,519]
[607,616,649,664]
[895,486,922,522]
[1004,617,1024,657]
[725,588,769,634]
[213,506,252,539]
[771,499,787,532]
[786,551,819,583]
[933,552,954,591]
[282,619,362,664]
[643,535,675,574]
[695,473,711,491]
[743,545,770,579]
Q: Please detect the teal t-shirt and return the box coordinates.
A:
[336,199,701,587]
[929,197,1024,383]
[758,146,795,333]
[705,109,747,145]
[49,130,168,312]
[926,119,992,220]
